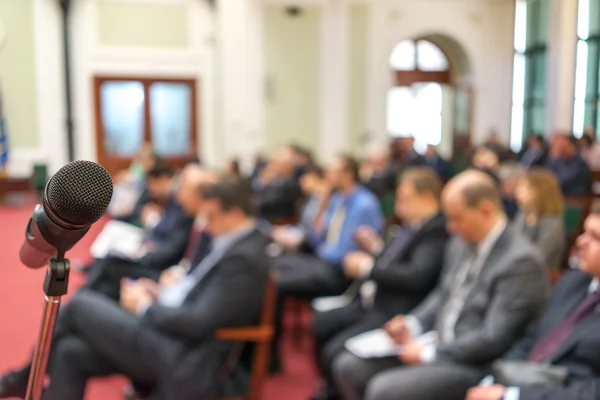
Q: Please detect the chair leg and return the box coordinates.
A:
[290,300,305,349]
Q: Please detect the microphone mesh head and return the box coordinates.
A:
[44,160,113,228]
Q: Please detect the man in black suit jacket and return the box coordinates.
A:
[467,200,600,400]
[0,178,269,400]
[310,167,449,400]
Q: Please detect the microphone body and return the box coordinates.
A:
[19,160,113,269]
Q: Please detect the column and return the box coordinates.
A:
[546,0,578,133]
[216,0,264,169]
[318,0,350,162]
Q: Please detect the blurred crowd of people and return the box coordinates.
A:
[0,130,599,400]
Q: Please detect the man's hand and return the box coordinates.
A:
[159,266,186,288]
[343,252,373,279]
[398,342,422,365]
[120,279,153,315]
[271,227,303,250]
[384,315,413,345]
[354,226,381,254]
[140,203,163,229]
[466,385,507,400]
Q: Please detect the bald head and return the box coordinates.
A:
[444,169,502,209]
[177,165,219,216]
[442,170,505,244]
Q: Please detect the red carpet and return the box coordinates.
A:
[0,201,315,399]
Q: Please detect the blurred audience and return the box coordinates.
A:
[253,146,302,223]
[311,167,449,400]
[424,145,453,181]
[520,135,548,169]
[360,146,397,199]
[331,170,548,400]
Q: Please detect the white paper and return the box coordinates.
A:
[345,329,437,359]
[90,220,145,259]
[312,295,354,312]
[107,184,141,218]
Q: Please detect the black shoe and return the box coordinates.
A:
[0,372,28,399]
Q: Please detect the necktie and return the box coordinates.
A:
[528,291,600,362]
[182,228,203,263]
[326,205,346,244]
[360,228,415,309]
[376,228,414,269]
[436,251,477,343]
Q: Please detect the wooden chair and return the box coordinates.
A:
[217,271,277,400]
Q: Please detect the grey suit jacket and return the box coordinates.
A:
[513,213,566,271]
[412,226,549,365]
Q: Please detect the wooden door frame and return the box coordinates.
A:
[93,75,199,175]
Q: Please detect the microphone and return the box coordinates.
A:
[20,160,114,268]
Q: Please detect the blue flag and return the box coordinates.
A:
[0,85,8,173]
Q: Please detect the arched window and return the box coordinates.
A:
[510,0,549,152]
[387,40,448,151]
[573,0,600,138]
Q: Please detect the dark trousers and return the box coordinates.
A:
[85,257,163,300]
[313,302,389,383]
[33,290,174,400]
[271,253,350,366]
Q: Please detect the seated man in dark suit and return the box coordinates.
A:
[0,178,269,400]
[310,167,449,400]
[85,164,208,299]
[332,169,549,400]
[253,146,302,223]
[466,200,600,400]
[546,133,591,196]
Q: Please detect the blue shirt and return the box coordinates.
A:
[299,196,322,233]
[311,186,384,266]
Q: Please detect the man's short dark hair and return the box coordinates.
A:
[338,154,360,182]
[147,160,174,179]
[399,167,442,201]
[305,163,324,178]
[200,178,256,217]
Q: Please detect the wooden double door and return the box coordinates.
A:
[93,76,198,176]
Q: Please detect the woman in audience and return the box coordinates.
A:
[513,168,566,271]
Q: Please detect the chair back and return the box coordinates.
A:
[216,270,277,400]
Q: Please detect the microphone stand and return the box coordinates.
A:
[25,255,70,400]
